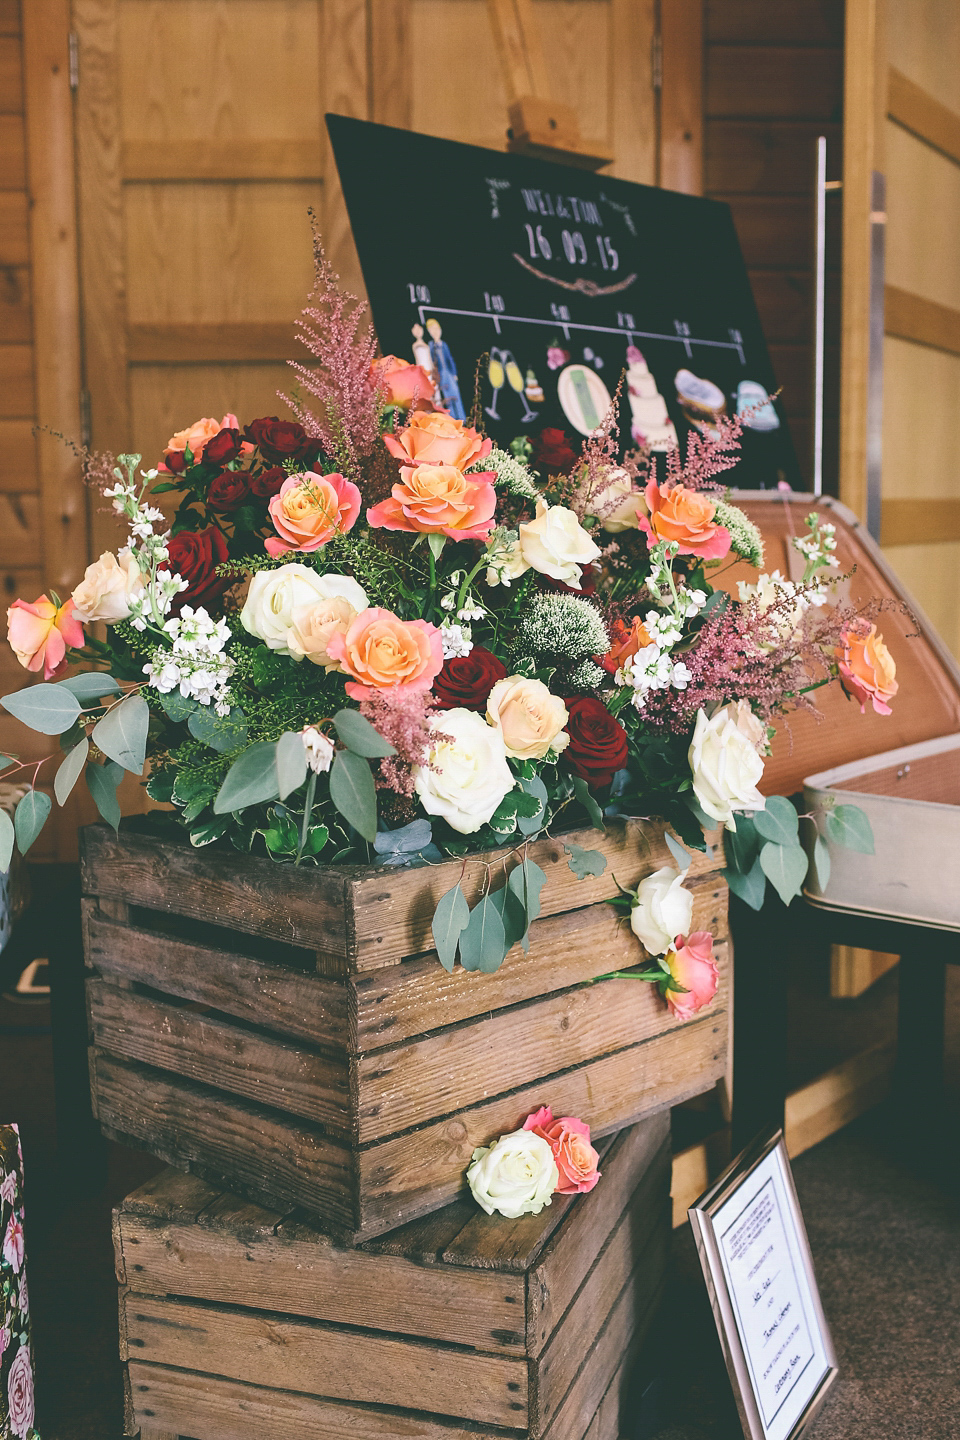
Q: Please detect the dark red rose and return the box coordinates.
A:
[162,449,186,474]
[202,427,241,467]
[249,466,287,499]
[532,426,579,475]
[564,695,628,790]
[432,647,507,710]
[166,526,230,612]
[244,416,321,466]
[207,470,250,511]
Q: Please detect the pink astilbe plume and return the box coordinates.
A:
[561,374,646,524]
[359,691,449,798]
[283,215,382,481]
[663,412,745,494]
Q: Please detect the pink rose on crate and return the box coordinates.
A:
[663,931,719,1021]
[326,607,444,701]
[3,1215,24,1274]
[523,1106,601,1195]
[367,464,497,541]
[7,1344,35,1440]
[0,1170,16,1207]
[266,471,362,556]
[383,411,492,470]
[836,621,898,716]
[7,595,84,680]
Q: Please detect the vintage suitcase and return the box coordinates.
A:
[115,1114,671,1440]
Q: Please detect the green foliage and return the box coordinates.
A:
[187,705,248,754]
[92,693,150,773]
[14,789,52,854]
[459,892,507,973]
[824,803,874,854]
[333,709,396,758]
[432,883,471,972]
[759,840,808,907]
[86,760,124,832]
[59,673,121,702]
[753,795,799,847]
[0,810,14,873]
[564,843,607,879]
[1,683,81,735]
[214,741,282,813]
[54,738,90,806]
[329,749,377,841]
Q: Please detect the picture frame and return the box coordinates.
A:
[689,1128,838,1440]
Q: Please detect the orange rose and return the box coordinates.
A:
[372,356,437,411]
[639,480,731,560]
[326,607,444,701]
[600,615,656,675]
[7,595,84,680]
[163,412,239,466]
[366,464,497,541]
[836,622,898,715]
[265,471,362,557]
[383,411,492,470]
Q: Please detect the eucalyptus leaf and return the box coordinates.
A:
[517,774,548,836]
[92,693,149,773]
[723,815,760,874]
[333,709,396,758]
[565,843,608,880]
[188,705,248,755]
[507,857,548,953]
[752,795,799,846]
[723,855,767,911]
[664,830,693,872]
[758,840,808,907]
[14,789,52,855]
[0,810,14,873]
[54,738,90,806]
[813,834,832,891]
[214,741,280,814]
[489,880,529,952]
[824,803,874,855]
[374,819,433,859]
[58,673,121,701]
[1,684,81,735]
[329,749,377,841]
[572,774,605,831]
[275,730,308,799]
[459,893,508,973]
[159,690,199,723]
[86,760,123,833]
[432,883,470,972]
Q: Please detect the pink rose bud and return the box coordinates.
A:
[523,1105,601,1195]
[664,931,719,1021]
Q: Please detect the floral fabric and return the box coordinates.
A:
[0,1125,37,1440]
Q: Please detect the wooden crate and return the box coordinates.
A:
[116,1115,671,1440]
[82,817,729,1240]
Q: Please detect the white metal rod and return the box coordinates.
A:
[812,135,827,498]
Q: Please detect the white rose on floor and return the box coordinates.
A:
[241,567,367,653]
[486,676,569,760]
[467,1128,560,1218]
[518,499,601,589]
[629,865,695,956]
[688,704,766,830]
[71,549,144,623]
[414,707,514,834]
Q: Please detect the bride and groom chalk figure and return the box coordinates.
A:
[410,319,469,420]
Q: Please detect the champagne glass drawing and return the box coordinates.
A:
[486,348,506,420]
[505,351,538,421]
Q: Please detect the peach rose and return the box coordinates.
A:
[836,622,897,715]
[600,615,656,675]
[523,1106,601,1195]
[383,411,492,470]
[372,355,437,411]
[163,412,239,465]
[486,676,569,760]
[288,596,361,670]
[664,931,719,1021]
[639,480,731,561]
[265,471,362,557]
[71,549,144,624]
[367,464,497,541]
[326,607,444,701]
[7,596,84,680]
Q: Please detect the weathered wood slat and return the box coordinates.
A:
[121,1167,223,1222]
[87,979,351,1132]
[121,1293,529,1428]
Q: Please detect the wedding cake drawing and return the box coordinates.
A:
[625,346,678,451]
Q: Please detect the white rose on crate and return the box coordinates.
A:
[688,704,766,830]
[629,865,695,957]
[240,567,367,654]
[71,549,145,624]
[486,676,569,761]
[466,1128,560,1218]
[414,707,514,835]
[518,499,601,590]
[591,467,645,534]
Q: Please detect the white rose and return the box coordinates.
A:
[731,699,767,754]
[302,726,335,774]
[518,499,601,590]
[71,550,144,624]
[414,708,514,834]
[466,1128,559,1218]
[241,567,367,653]
[629,865,694,956]
[486,676,569,760]
[590,467,645,533]
[688,704,766,830]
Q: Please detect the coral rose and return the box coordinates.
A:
[837,622,897,715]
[326,607,443,701]
[372,355,437,411]
[523,1106,601,1195]
[266,471,362,556]
[486,676,569,760]
[367,464,497,541]
[163,413,239,467]
[564,695,628,789]
[7,596,83,679]
[71,550,144,624]
[639,480,731,561]
[383,411,492,470]
[600,615,656,676]
[433,646,507,710]
[664,931,720,1021]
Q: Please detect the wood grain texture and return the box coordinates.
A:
[885,121,960,316]
[322,0,368,295]
[0,1,20,37]
[705,0,844,45]
[121,1293,528,1427]
[607,0,655,186]
[660,0,704,194]
[0,190,28,265]
[0,420,34,490]
[706,45,843,121]
[122,138,323,181]
[888,65,960,166]
[0,34,21,109]
[0,264,30,343]
[127,321,301,364]
[706,120,842,194]
[881,498,960,546]
[0,492,38,563]
[885,285,960,358]
[0,112,24,185]
[0,343,33,415]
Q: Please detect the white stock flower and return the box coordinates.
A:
[71,549,145,624]
[688,704,766,830]
[518,499,601,589]
[484,528,530,588]
[241,567,366,654]
[302,727,335,774]
[440,622,473,659]
[629,865,694,956]
[414,708,514,834]
[466,1128,559,1218]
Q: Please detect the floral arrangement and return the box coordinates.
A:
[467,1105,601,1218]
[0,237,891,1006]
[0,1126,36,1440]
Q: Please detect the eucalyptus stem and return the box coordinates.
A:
[295,770,318,866]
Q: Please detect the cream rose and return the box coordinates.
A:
[466,1128,559,1218]
[71,550,144,624]
[688,704,766,830]
[629,865,695,956]
[414,707,514,834]
[240,567,365,654]
[486,676,569,761]
[287,575,369,670]
[518,499,601,589]
[591,467,645,533]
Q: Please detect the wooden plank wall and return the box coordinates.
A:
[704,0,845,492]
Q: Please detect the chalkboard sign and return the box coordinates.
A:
[327,116,801,489]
